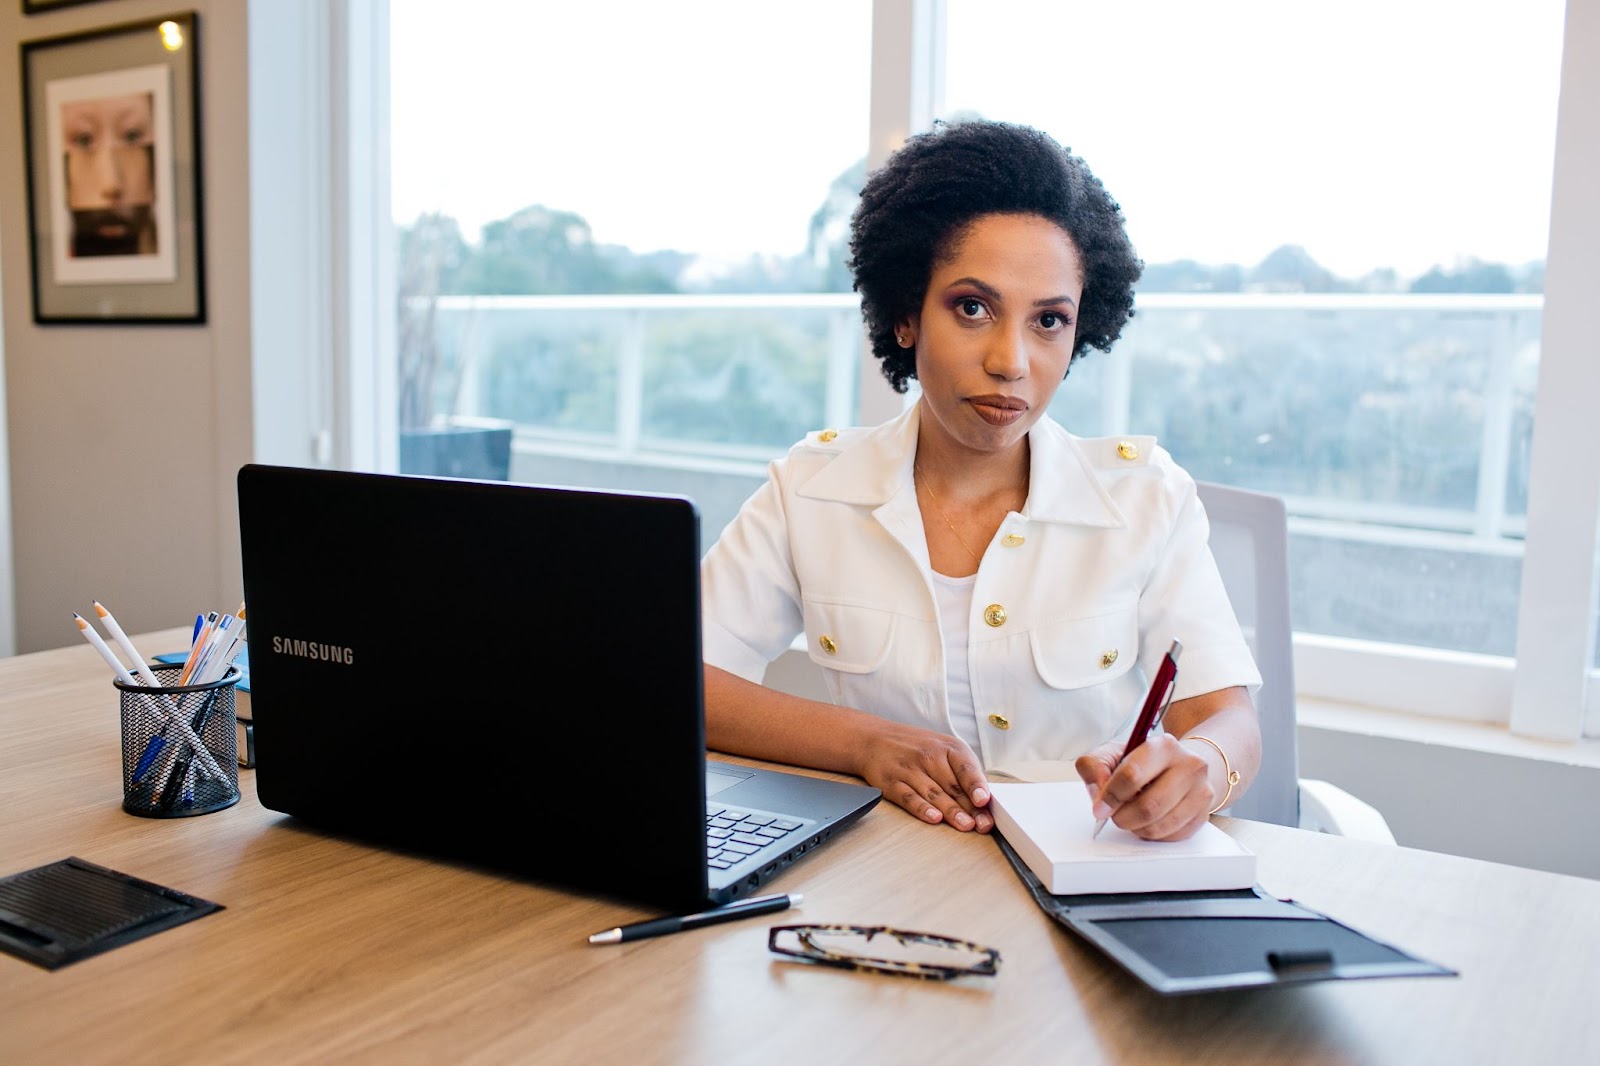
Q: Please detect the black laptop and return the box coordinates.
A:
[236,463,879,913]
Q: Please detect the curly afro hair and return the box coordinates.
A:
[847,119,1143,394]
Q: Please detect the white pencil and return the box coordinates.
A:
[92,601,162,688]
[73,612,228,783]
[73,611,137,684]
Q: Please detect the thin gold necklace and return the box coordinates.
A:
[915,465,983,565]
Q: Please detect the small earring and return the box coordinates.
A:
[896,332,912,348]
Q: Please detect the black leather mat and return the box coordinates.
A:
[0,856,222,970]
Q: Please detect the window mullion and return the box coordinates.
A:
[860,0,944,427]
[1511,0,1600,741]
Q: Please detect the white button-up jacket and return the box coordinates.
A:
[701,406,1261,781]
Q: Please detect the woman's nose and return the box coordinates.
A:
[983,326,1028,380]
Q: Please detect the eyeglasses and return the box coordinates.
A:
[768,924,1001,981]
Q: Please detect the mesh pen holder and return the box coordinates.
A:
[116,664,242,818]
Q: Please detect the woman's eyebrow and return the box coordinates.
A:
[944,276,1078,310]
[944,276,1001,301]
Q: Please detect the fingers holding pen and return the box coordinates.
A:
[1075,741,1120,802]
[1083,733,1212,841]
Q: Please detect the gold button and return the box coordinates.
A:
[987,713,1011,730]
[1001,533,1025,547]
[819,634,837,654]
[1116,440,1139,460]
[1100,650,1119,669]
[818,429,838,442]
[983,604,1007,627]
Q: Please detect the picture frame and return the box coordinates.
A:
[20,13,204,324]
[23,1,114,15]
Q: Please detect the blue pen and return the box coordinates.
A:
[191,613,204,646]
[132,733,168,783]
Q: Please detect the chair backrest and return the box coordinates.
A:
[1193,481,1301,828]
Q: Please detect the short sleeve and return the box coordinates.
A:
[700,467,806,683]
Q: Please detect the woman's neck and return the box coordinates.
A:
[912,426,1031,577]
[912,435,1030,508]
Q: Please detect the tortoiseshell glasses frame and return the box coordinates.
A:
[767,924,1001,981]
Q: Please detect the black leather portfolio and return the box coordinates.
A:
[996,832,1456,995]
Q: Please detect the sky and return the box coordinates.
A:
[390,0,1567,281]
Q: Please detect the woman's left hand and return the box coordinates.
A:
[1074,732,1216,841]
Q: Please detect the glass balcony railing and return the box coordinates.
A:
[406,291,1540,659]
[1054,293,1540,543]
[417,293,860,463]
[415,291,1538,538]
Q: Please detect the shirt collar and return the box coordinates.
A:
[797,404,1127,528]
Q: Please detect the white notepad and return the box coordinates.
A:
[988,781,1256,895]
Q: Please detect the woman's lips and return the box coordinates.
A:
[968,395,1027,426]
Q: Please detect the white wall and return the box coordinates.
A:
[0,1,330,654]
[1298,711,1600,880]
[0,234,12,657]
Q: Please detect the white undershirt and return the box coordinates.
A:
[931,569,981,755]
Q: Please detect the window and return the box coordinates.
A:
[389,0,870,539]
[384,0,1595,737]
[944,0,1563,664]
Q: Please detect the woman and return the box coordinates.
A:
[701,119,1261,841]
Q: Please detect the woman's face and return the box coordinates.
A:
[907,212,1084,460]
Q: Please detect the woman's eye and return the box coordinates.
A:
[957,297,985,318]
[1039,311,1071,330]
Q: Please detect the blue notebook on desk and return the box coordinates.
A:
[235,464,880,913]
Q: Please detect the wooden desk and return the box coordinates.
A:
[4,630,1598,1065]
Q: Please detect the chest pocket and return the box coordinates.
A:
[1028,606,1140,690]
[801,599,896,674]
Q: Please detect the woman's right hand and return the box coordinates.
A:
[703,664,992,833]
[856,720,994,833]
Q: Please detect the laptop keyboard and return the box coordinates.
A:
[706,805,805,869]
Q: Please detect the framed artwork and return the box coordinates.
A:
[20,13,205,324]
[23,2,114,14]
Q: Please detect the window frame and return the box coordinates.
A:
[350,0,1595,740]
[1508,0,1600,741]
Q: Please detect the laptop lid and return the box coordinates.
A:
[237,464,877,913]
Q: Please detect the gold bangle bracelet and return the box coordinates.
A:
[1185,734,1240,815]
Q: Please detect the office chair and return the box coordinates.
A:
[1195,480,1395,842]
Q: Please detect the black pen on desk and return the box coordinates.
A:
[587,892,802,945]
